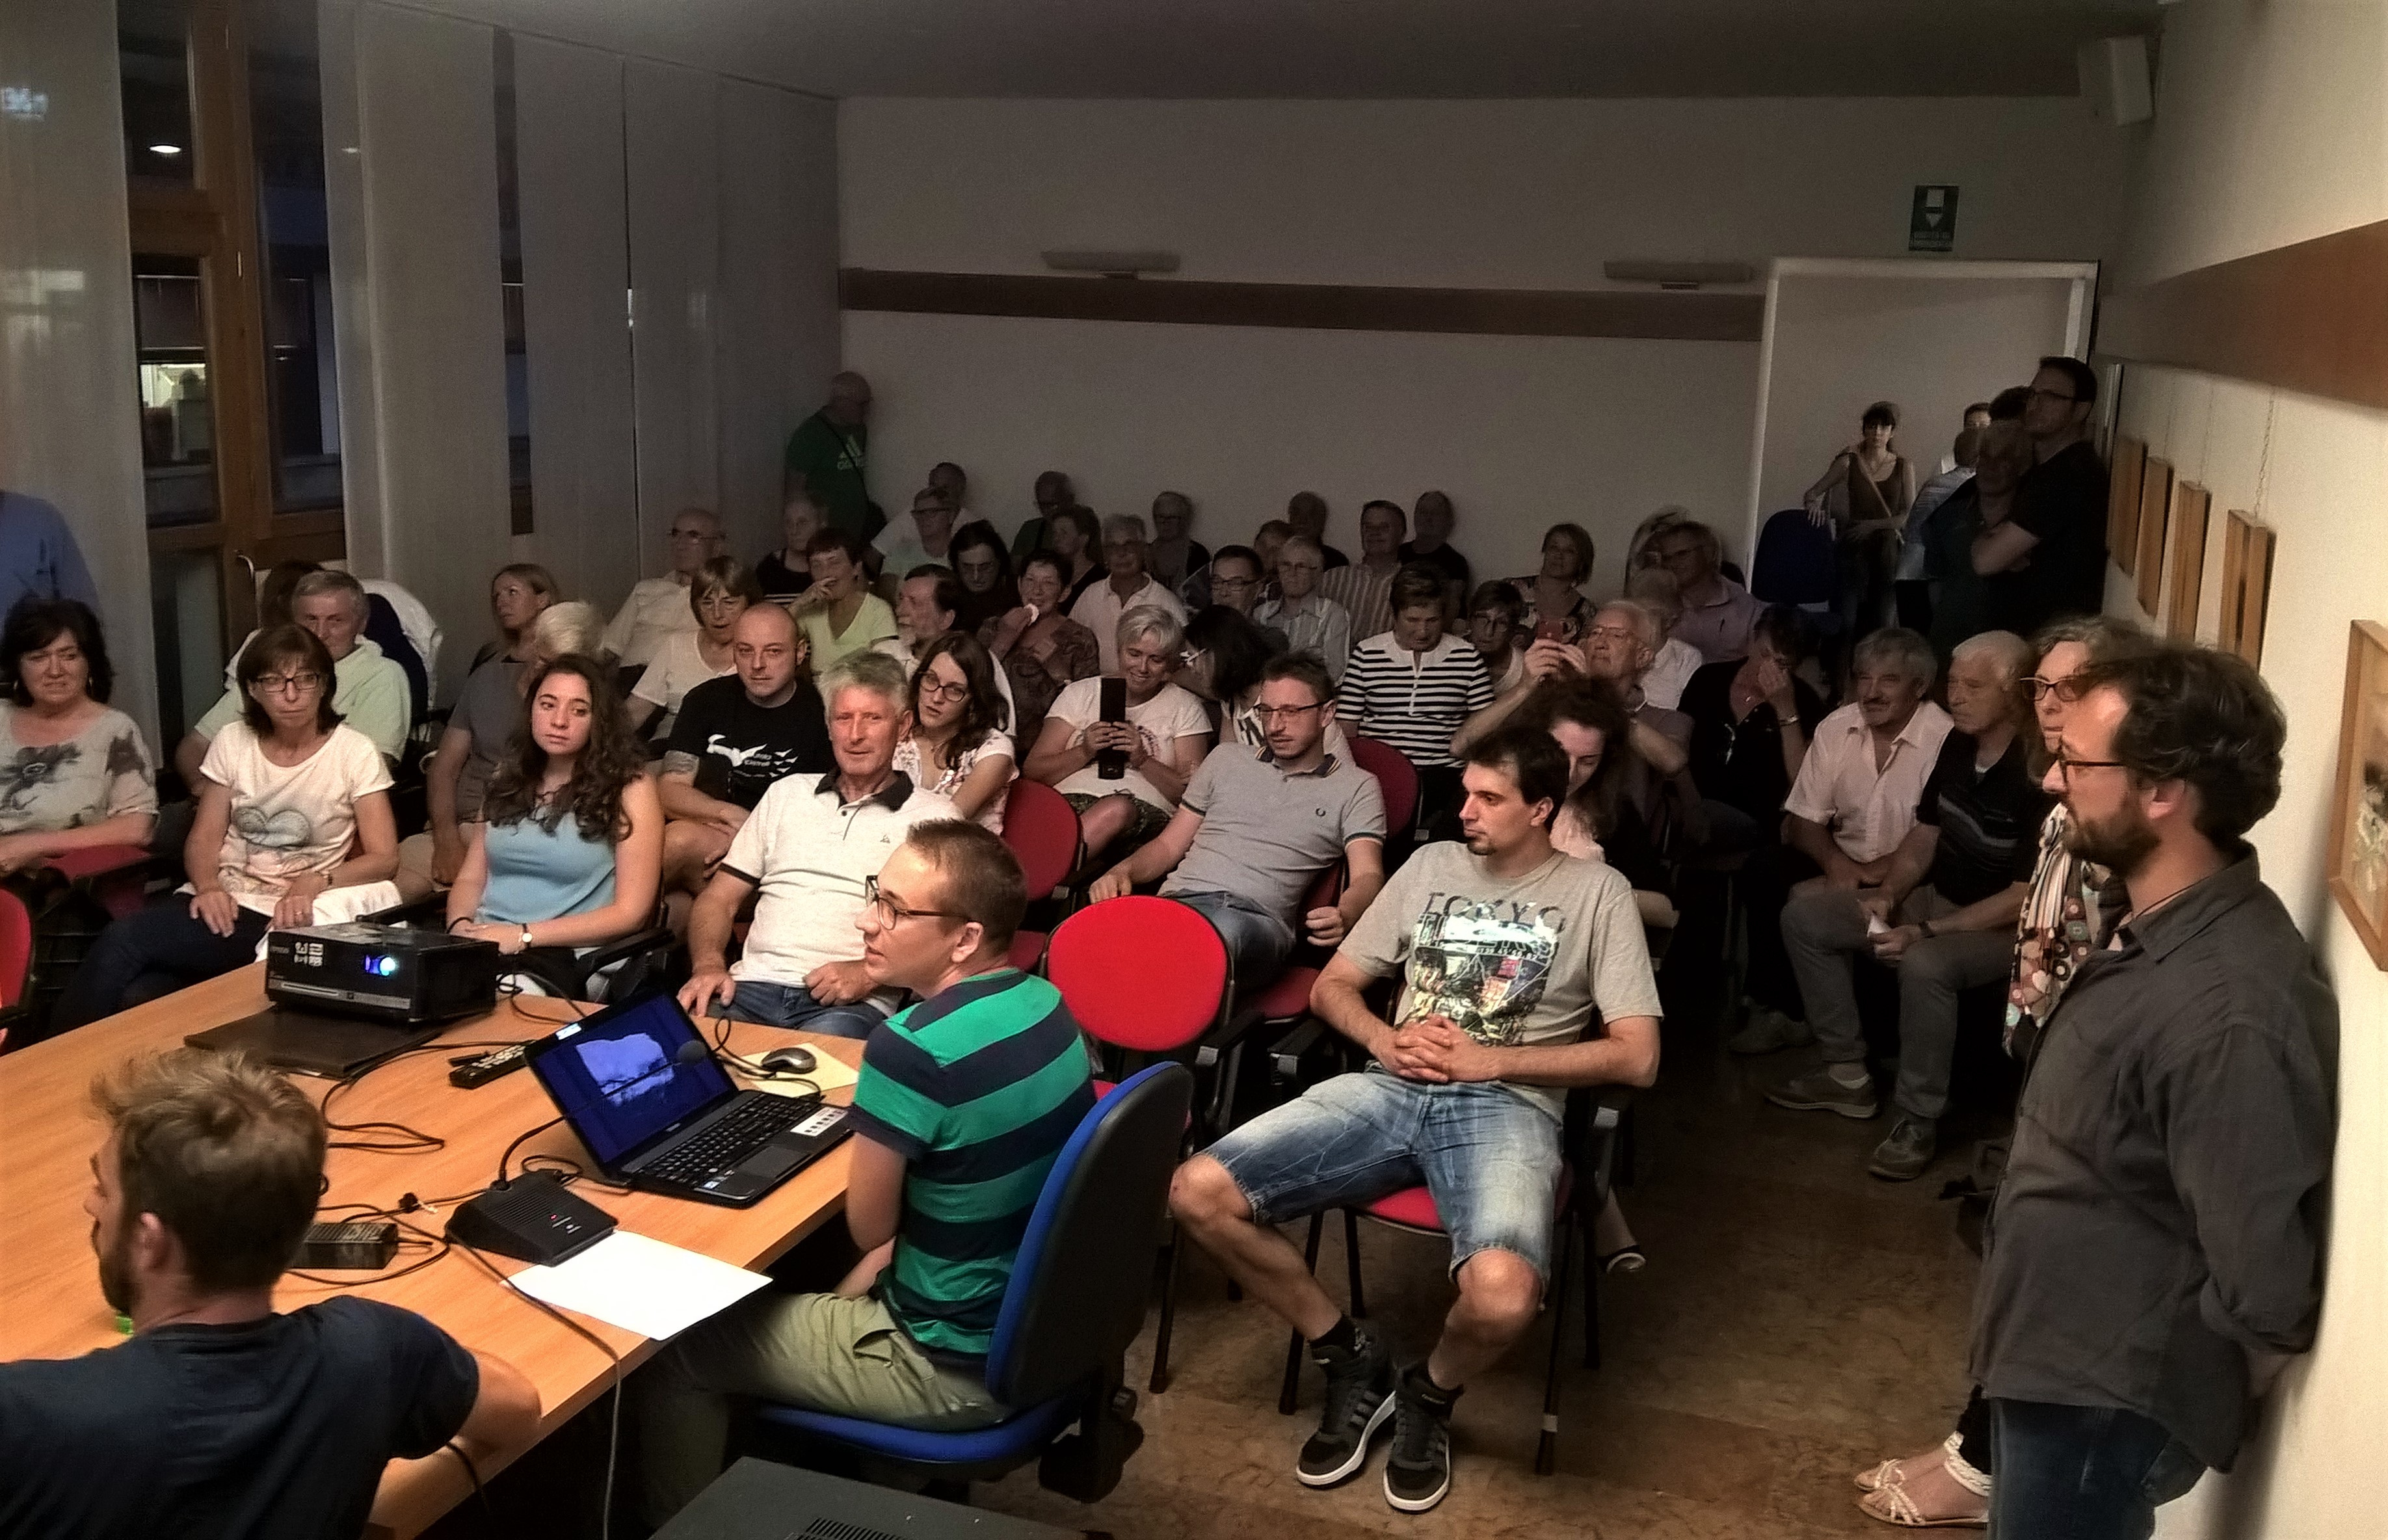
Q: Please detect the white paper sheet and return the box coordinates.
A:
[509,1230,771,1340]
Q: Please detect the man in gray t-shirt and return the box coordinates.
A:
[1172,724,1661,1515]
[1090,656,1385,992]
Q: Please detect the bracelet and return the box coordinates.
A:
[447,917,473,933]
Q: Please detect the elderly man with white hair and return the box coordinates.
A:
[1765,630,2047,1182]
[1070,512,1187,674]
[174,569,410,789]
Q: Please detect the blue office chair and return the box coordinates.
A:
[751,1061,1194,1501]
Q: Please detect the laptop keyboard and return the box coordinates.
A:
[639,1093,814,1184]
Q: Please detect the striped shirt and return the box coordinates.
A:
[846,968,1096,1364]
[1336,632,1494,770]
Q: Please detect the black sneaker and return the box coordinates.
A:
[1383,1366,1459,1512]
[1295,1325,1396,1487]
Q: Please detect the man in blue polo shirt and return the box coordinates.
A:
[639,820,1096,1524]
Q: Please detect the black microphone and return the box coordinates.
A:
[676,1038,713,1067]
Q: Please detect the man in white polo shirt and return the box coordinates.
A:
[678,650,956,1037]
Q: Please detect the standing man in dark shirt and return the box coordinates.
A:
[783,371,877,540]
[0,1050,540,1540]
[1972,357,2108,636]
[657,603,832,896]
[1973,644,2335,1540]
[1287,490,1349,569]
[1399,489,1473,619]
[1768,631,2049,1180]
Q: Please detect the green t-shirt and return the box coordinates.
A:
[847,968,1096,1362]
[784,411,875,538]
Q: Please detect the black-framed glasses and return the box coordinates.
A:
[862,875,964,927]
[2025,674,2088,704]
[916,676,970,705]
[1249,702,1325,724]
[2053,751,2128,782]
[2027,386,2079,405]
[251,671,325,696]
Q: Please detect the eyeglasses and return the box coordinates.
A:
[1210,575,1257,591]
[1249,702,1325,724]
[669,528,713,542]
[2026,387,2079,405]
[917,677,970,704]
[2052,751,2128,782]
[862,875,963,927]
[2024,674,2088,704]
[252,672,325,696]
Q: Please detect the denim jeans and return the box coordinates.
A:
[1204,1065,1561,1281]
[1170,888,1297,995]
[722,979,886,1039]
[1986,1399,2203,1540]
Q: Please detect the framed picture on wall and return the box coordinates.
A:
[2109,435,2147,576]
[2164,481,2212,639]
[2328,621,2388,970]
[2218,511,2275,665]
[2134,457,2173,615]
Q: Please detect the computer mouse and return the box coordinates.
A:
[758,1044,817,1076]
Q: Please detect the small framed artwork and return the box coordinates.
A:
[2328,621,2388,969]
[2218,511,2275,666]
[2164,481,2211,639]
[2109,435,2147,576]
[2135,457,2173,615]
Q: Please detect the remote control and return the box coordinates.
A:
[450,1042,529,1089]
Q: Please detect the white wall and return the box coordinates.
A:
[0,0,158,743]
[2105,6,2388,1539]
[839,96,2139,587]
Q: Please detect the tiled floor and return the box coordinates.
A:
[977,976,1991,1538]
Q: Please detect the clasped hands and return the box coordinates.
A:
[1375,1013,1501,1084]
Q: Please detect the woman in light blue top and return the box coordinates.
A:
[447,654,661,986]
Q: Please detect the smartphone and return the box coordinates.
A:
[1096,676,1130,780]
[1865,912,1889,938]
[1535,615,1579,646]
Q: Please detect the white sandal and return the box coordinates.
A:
[1859,1475,1988,1530]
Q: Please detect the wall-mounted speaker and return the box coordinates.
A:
[2078,36,2154,127]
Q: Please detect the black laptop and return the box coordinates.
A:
[524,991,852,1208]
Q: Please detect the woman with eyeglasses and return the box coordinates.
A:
[0,599,157,881]
[980,551,1099,752]
[1464,580,1530,695]
[445,654,663,998]
[629,556,762,741]
[895,633,1016,833]
[50,625,397,1035]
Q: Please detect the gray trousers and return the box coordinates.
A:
[1781,883,2013,1121]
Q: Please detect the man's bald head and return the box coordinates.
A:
[826,371,873,428]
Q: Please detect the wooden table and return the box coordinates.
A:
[0,965,860,1539]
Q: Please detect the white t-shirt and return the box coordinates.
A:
[1044,676,1212,812]
[893,730,1015,833]
[602,576,697,668]
[1641,636,1702,713]
[721,772,959,1011]
[198,722,393,915]
[631,631,734,737]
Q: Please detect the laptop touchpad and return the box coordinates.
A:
[735,1144,801,1180]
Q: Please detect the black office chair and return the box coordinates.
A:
[749,1061,1193,1502]
[362,894,677,1003]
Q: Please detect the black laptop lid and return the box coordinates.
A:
[526,992,737,1169]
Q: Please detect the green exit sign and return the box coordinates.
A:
[1911,185,1959,252]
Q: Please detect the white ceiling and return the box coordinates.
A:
[325,0,2164,99]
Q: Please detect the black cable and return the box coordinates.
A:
[442,1439,494,1519]
[492,1117,564,1187]
[321,1038,524,1154]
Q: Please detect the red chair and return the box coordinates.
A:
[1274,1086,1632,1477]
[1000,780,1082,976]
[47,844,158,920]
[1044,896,1232,1394]
[0,888,32,1011]
[1346,734,1420,838]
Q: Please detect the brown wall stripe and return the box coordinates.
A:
[2096,218,2388,412]
[840,269,1766,343]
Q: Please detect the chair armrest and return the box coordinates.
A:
[578,927,674,976]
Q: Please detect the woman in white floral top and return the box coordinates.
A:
[0,599,157,877]
[894,632,1015,833]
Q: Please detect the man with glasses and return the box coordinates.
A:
[1069,512,1187,674]
[1970,357,2108,636]
[1089,654,1386,991]
[602,507,724,674]
[1198,544,1286,648]
[175,570,409,789]
[641,820,1094,1524]
[871,486,957,584]
[1652,520,1762,666]
[677,651,957,1037]
[1253,536,1354,683]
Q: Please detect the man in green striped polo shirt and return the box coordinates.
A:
[638,820,1095,1524]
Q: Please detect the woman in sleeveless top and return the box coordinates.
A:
[1802,400,1916,644]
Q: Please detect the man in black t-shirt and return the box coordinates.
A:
[1973,357,2109,637]
[0,1050,539,1540]
[660,602,834,895]
[1770,631,2050,1181]
[1398,489,1473,619]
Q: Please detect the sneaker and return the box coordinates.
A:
[1296,1325,1396,1487]
[1727,1007,1815,1055]
[1383,1366,1459,1513]
[1765,1065,1879,1119]
[1868,1116,1939,1181]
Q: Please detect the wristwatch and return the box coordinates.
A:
[519,924,535,951]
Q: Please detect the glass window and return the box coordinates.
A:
[250,14,343,513]
[496,30,534,534]
[132,252,218,527]
[119,1,196,188]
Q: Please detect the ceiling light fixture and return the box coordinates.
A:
[148,142,183,156]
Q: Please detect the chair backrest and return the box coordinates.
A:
[0,889,32,1009]
[1046,896,1227,1053]
[1346,734,1419,835]
[1748,508,1837,606]
[1001,778,1081,904]
[987,1062,1193,1409]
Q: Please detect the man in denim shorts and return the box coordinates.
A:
[1171,725,1662,1513]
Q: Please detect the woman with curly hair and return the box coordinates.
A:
[446,653,662,995]
[895,632,1015,832]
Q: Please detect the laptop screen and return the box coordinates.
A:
[527,993,736,1167]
